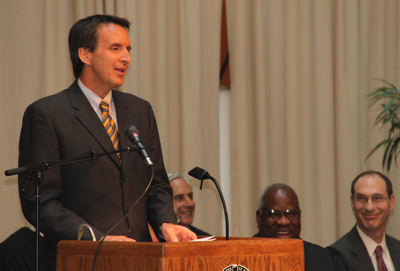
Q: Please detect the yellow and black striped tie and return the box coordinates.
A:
[99,100,120,151]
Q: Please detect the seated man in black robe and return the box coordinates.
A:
[254,183,345,271]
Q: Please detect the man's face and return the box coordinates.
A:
[351,174,394,239]
[82,23,131,93]
[170,178,195,226]
[256,188,301,238]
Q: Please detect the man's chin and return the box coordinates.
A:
[274,233,293,239]
[360,221,381,232]
[178,218,193,226]
[111,79,124,89]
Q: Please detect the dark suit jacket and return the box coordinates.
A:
[303,241,336,271]
[187,225,211,237]
[329,225,400,271]
[253,233,336,271]
[0,227,39,271]
[18,82,176,269]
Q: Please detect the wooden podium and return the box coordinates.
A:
[57,238,304,271]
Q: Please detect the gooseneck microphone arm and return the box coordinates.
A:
[91,165,154,271]
[90,125,155,271]
[188,167,229,240]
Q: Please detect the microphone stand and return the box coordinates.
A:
[4,146,136,271]
[188,167,229,240]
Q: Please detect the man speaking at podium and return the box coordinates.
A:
[18,14,196,270]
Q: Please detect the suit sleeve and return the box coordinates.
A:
[18,102,104,241]
[144,105,177,233]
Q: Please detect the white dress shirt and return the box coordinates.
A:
[77,79,119,128]
[357,225,395,271]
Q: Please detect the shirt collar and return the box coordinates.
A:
[77,79,112,106]
[356,225,389,257]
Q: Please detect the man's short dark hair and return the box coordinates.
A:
[351,170,393,197]
[258,183,299,212]
[68,14,131,78]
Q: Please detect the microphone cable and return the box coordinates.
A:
[91,165,154,271]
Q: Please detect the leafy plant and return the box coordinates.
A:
[367,80,400,171]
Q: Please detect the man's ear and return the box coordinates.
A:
[78,47,92,65]
[256,210,261,226]
[350,195,355,208]
[389,194,395,212]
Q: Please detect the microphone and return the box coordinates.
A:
[188,166,230,240]
[188,167,210,189]
[124,125,153,166]
[188,167,211,180]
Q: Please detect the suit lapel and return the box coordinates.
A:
[113,91,132,171]
[386,235,400,270]
[347,226,375,271]
[69,82,121,169]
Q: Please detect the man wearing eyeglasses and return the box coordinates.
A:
[329,170,400,271]
[254,183,338,271]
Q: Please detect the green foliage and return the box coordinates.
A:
[367,80,400,171]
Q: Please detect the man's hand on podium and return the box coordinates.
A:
[103,235,136,242]
[161,222,197,242]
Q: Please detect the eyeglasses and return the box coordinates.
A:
[353,194,388,205]
[261,209,300,221]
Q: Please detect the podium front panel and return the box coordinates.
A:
[57,238,304,271]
